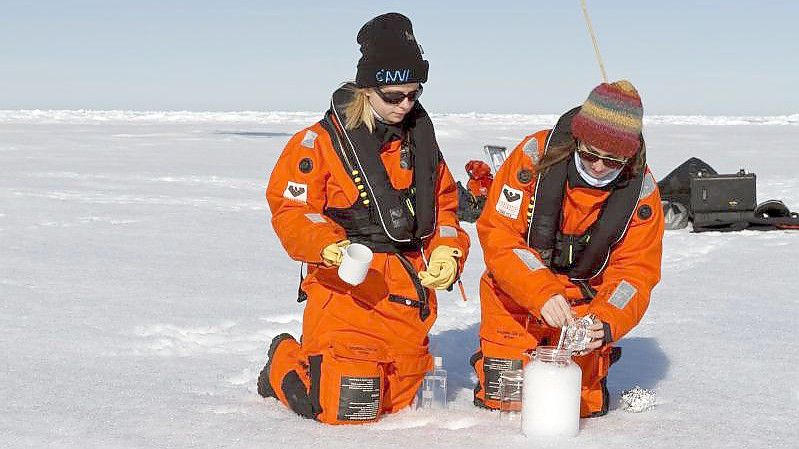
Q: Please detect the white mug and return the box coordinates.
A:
[338,243,373,285]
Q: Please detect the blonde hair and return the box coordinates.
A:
[343,85,376,132]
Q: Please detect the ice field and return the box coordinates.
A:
[2,110,798,448]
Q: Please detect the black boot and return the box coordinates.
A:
[257,333,297,399]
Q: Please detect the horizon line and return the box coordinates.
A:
[2,108,798,118]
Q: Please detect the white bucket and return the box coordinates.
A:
[338,243,373,285]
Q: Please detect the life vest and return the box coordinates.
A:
[319,84,440,253]
[526,107,645,289]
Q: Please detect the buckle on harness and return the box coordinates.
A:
[552,232,591,272]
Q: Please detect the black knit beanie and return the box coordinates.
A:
[355,13,429,88]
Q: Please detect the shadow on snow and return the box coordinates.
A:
[430,326,670,406]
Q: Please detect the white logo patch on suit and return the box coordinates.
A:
[495,184,523,219]
[283,181,308,204]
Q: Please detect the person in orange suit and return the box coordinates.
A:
[465,160,494,198]
[256,12,470,425]
[471,80,664,417]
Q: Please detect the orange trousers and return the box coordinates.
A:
[262,264,435,425]
[472,276,619,417]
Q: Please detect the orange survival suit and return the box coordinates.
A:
[261,85,470,424]
[466,160,494,198]
[472,109,664,417]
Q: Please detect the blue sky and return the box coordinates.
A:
[1,0,797,115]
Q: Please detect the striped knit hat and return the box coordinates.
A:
[571,80,643,158]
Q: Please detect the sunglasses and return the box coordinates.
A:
[374,86,423,105]
[576,142,628,169]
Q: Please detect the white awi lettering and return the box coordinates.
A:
[376,69,410,84]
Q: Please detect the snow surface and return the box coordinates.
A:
[2,110,798,448]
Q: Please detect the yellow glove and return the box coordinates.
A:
[321,240,350,267]
[418,246,462,290]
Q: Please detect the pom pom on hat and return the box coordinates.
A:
[571,80,643,158]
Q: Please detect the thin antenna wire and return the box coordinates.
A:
[580,0,608,83]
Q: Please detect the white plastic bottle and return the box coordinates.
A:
[521,347,581,437]
[420,356,447,409]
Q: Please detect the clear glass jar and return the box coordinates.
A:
[498,369,524,421]
[521,346,581,437]
[418,356,447,409]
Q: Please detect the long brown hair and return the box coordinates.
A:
[536,135,647,178]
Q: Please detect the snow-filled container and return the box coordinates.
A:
[521,347,581,438]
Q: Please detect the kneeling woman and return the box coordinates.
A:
[258,13,469,424]
[472,81,664,417]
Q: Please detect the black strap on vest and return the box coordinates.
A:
[527,107,644,282]
[319,117,413,253]
[310,85,438,320]
[320,117,421,253]
[320,84,439,247]
[396,253,431,321]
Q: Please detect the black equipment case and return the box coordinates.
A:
[660,157,799,232]
[690,170,756,230]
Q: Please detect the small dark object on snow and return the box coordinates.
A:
[755,199,796,219]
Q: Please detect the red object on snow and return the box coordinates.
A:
[465,160,493,197]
